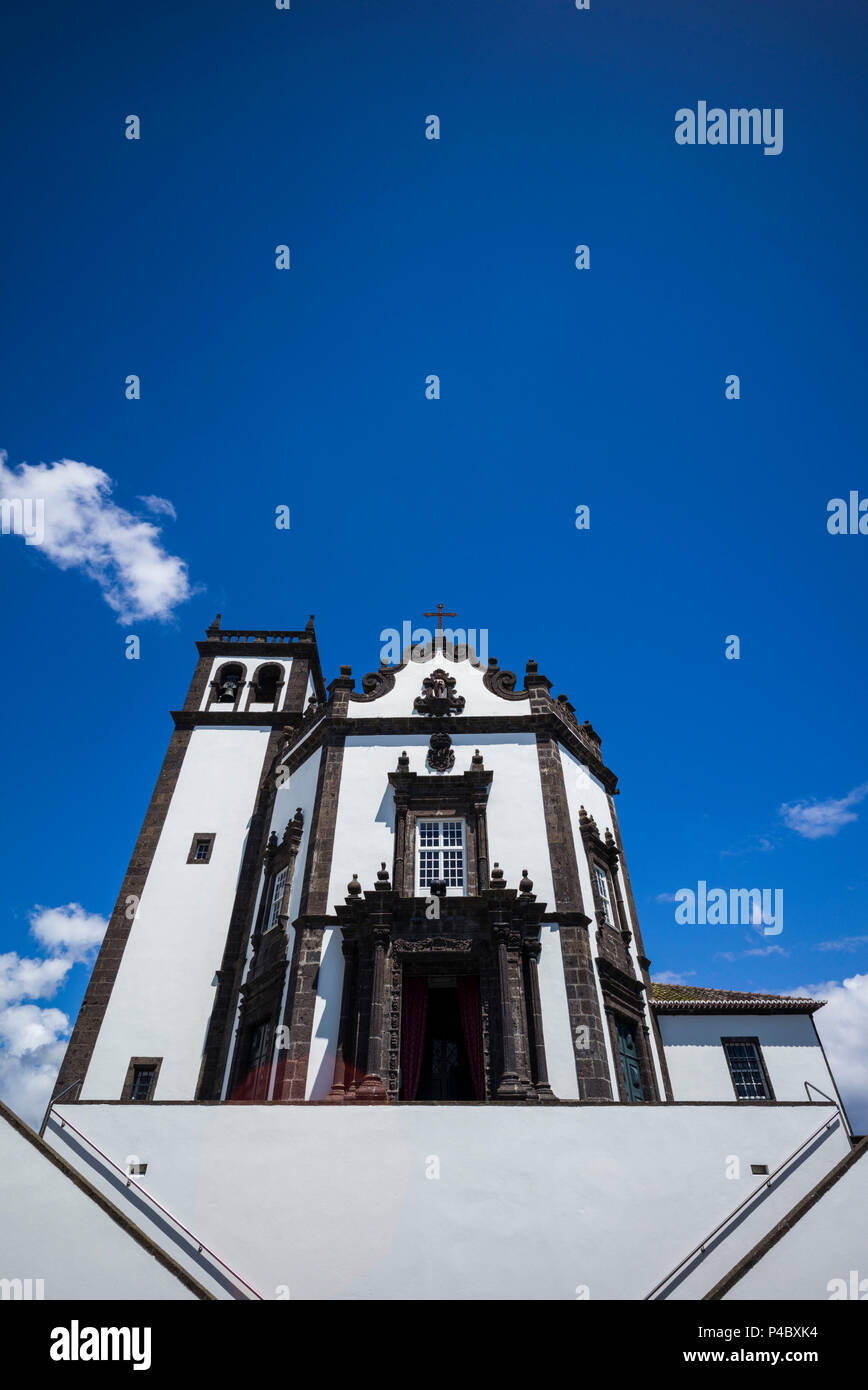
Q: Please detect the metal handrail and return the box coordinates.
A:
[644,1109,840,1300]
[47,1105,263,1300]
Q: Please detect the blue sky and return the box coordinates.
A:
[1,0,866,1129]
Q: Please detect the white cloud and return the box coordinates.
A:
[0,902,106,1129]
[789,973,868,1135]
[137,494,177,520]
[655,893,680,904]
[779,784,868,840]
[0,1006,69,1131]
[0,951,72,1007]
[0,452,191,622]
[651,970,697,986]
[29,903,107,964]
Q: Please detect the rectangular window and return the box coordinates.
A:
[130,1066,156,1102]
[265,867,288,932]
[187,833,215,864]
[417,820,465,894]
[595,864,614,924]
[723,1039,772,1100]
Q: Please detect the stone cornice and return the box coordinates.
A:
[277,712,617,787]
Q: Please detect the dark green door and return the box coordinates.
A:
[616,1017,645,1102]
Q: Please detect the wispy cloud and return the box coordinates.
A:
[715,945,788,962]
[0,452,191,622]
[779,784,868,840]
[654,892,680,904]
[0,903,107,1128]
[651,970,697,986]
[815,935,868,953]
[137,494,177,520]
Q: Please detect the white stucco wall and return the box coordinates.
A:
[47,1101,849,1301]
[0,1109,198,1300]
[83,726,273,1102]
[348,650,531,721]
[305,732,563,1100]
[658,1014,839,1105]
[723,1145,868,1301]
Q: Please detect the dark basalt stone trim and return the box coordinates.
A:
[171,709,306,729]
[283,656,312,713]
[701,1130,866,1301]
[278,712,618,790]
[298,734,345,917]
[482,665,531,702]
[50,726,194,1108]
[196,725,287,1100]
[534,733,612,1101]
[349,669,397,702]
[2,1099,214,1300]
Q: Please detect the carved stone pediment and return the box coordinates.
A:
[414,668,465,716]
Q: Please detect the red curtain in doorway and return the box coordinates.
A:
[457,975,485,1101]
[400,977,428,1101]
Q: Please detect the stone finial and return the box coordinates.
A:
[375,861,391,892]
[605,827,616,848]
[526,659,538,674]
[519,869,534,896]
[306,614,315,630]
[306,694,318,712]
[487,656,498,668]
[471,748,484,770]
[347,873,361,898]
[265,830,279,857]
[397,750,410,771]
[340,664,352,677]
[490,862,505,888]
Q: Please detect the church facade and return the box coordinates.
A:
[35,613,864,1302]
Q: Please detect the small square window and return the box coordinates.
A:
[131,1066,155,1102]
[187,833,215,864]
[122,1056,162,1103]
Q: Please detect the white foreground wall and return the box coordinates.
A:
[723,1144,868,1301]
[46,1102,848,1301]
[0,1107,200,1301]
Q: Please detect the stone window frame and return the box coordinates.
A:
[121,1056,162,1102]
[388,756,493,900]
[246,661,286,712]
[596,958,659,1104]
[206,660,248,711]
[721,1035,776,1103]
[577,808,631,942]
[187,832,216,865]
[251,808,305,945]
